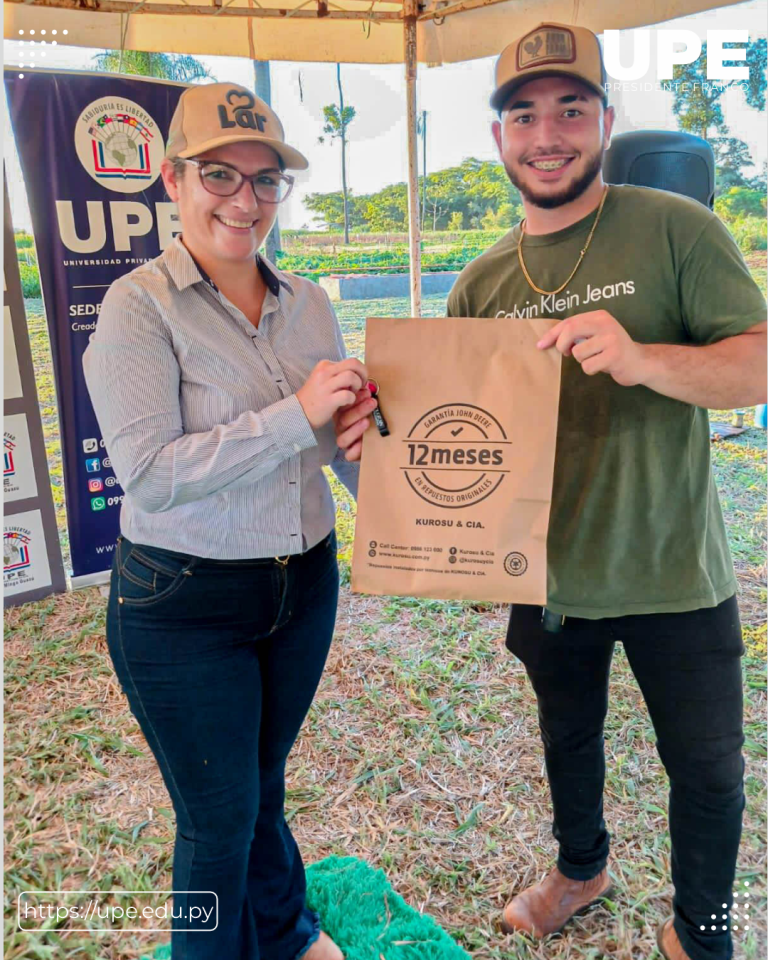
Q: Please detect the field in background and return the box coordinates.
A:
[4,257,767,960]
[15,215,766,296]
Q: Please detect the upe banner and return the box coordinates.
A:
[5,70,187,585]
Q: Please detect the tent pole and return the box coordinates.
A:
[404,0,422,318]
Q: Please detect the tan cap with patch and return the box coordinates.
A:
[166,82,308,170]
[491,23,607,112]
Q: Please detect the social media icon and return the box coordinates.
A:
[85,458,101,473]
[91,497,106,511]
[88,478,103,493]
[82,438,99,453]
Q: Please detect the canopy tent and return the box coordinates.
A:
[4,0,750,313]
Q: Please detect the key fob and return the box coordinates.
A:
[367,380,390,437]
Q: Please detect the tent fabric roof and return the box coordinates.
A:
[3,0,748,64]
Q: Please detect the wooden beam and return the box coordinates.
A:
[418,0,508,21]
[5,0,403,18]
[403,0,421,318]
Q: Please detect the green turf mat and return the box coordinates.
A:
[139,946,170,959]
[139,856,469,959]
[306,856,470,959]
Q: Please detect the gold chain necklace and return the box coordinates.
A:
[517,185,609,296]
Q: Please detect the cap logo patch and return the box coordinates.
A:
[518,26,576,70]
[217,88,268,132]
[524,35,543,57]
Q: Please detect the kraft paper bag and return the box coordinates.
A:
[351,316,562,604]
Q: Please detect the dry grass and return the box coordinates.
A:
[5,467,766,959]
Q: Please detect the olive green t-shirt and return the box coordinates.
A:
[447,184,766,619]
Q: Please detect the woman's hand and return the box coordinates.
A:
[334,386,378,462]
[296,359,368,430]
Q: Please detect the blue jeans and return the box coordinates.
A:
[106,530,340,960]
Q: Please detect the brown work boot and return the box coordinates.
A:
[303,931,344,960]
[657,918,693,960]
[501,865,614,937]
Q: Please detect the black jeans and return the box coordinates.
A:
[106,531,340,960]
[505,595,745,960]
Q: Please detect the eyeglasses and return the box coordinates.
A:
[181,158,295,204]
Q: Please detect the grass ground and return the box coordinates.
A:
[5,269,767,959]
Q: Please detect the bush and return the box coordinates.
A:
[14,231,35,250]
[727,216,767,253]
[19,262,41,298]
[715,188,766,223]
[481,208,499,230]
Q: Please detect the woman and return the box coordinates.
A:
[83,82,369,960]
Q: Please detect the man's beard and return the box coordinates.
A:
[505,148,604,209]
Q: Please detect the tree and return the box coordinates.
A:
[495,202,521,228]
[669,44,726,139]
[92,50,213,82]
[670,40,767,195]
[304,192,366,233]
[304,158,523,233]
[669,39,767,138]
[481,208,500,230]
[360,183,408,233]
[743,37,767,111]
[318,65,356,244]
[710,137,756,194]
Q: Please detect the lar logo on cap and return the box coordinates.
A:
[218,88,268,133]
[517,25,576,70]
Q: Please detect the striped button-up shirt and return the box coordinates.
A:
[82,236,359,559]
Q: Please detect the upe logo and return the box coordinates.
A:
[75,97,165,192]
[603,29,751,82]
[4,528,32,572]
[4,435,17,478]
[403,404,510,509]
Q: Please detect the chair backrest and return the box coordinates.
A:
[603,130,715,209]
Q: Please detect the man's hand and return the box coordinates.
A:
[537,310,650,387]
[334,386,378,462]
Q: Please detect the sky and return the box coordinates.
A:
[3,0,767,231]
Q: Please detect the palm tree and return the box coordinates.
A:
[92,50,213,82]
[318,65,356,244]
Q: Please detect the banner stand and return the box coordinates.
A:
[5,68,186,583]
[3,173,67,606]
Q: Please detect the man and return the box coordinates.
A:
[337,22,766,960]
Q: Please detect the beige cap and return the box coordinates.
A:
[491,23,607,113]
[166,82,308,171]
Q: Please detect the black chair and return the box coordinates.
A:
[603,130,715,209]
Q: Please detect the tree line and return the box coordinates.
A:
[305,158,525,233]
